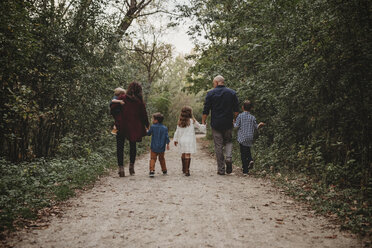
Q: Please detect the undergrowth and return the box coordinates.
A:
[0,133,150,234]
[203,133,371,238]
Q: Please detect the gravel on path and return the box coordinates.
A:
[6,135,362,248]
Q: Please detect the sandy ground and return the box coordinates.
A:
[5,135,363,248]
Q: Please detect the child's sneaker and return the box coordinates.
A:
[162,170,167,175]
[149,171,155,177]
[248,161,254,170]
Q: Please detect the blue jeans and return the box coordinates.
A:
[240,144,252,173]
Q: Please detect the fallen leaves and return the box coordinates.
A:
[324,235,337,239]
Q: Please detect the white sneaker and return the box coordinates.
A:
[248,161,254,170]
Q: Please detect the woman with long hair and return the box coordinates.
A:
[114,81,149,177]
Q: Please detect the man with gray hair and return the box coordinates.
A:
[202,75,239,175]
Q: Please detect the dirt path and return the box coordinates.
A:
[7,136,362,248]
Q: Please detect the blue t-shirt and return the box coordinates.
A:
[203,85,239,130]
[147,123,170,153]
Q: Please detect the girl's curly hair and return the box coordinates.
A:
[126,81,143,102]
[178,106,195,128]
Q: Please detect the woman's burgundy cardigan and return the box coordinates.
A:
[111,95,149,142]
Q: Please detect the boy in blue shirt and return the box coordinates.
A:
[234,100,265,175]
[147,112,170,177]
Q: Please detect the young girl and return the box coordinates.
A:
[173,106,206,176]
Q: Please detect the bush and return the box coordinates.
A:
[0,151,111,232]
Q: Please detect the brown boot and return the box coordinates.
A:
[118,166,125,177]
[129,163,135,175]
[184,158,191,176]
[181,157,186,174]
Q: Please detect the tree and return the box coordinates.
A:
[0,0,160,161]
[149,55,204,131]
[128,24,173,99]
[179,0,372,191]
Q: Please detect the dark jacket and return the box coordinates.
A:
[114,94,149,142]
[203,85,239,130]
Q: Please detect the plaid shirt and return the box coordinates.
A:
[234,111,257,147]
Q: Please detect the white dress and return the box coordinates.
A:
[173,119,204,154]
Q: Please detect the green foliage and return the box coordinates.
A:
[148,55,204,132]
[0,133,150,232]
[1,0,112,161]
[0,0,163,235]
[0,140,114,232]
[0,0,154,162]
[181,0,371,235]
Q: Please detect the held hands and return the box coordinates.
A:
[174,141,178,146]
[119,100,125,105]
[199,124,207,134]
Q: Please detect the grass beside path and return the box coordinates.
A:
[0,135,150,237]
[203,136,371,240]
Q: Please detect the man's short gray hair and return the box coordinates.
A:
[213,75,225,84]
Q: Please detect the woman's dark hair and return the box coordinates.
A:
[243,100,253,111]
[153,112,164,123]
[126,81,143,102]
[178,106,195,128]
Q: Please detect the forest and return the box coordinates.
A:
[0,0,371,237]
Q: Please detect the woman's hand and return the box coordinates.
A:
[166,144,170,150]
[174,141,178,146]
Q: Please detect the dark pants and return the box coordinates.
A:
[240,144,253,173]
[116,133,137,166]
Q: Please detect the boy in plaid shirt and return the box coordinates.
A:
[234,100,265,174]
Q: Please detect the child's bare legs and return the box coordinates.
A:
[182,153,191,176]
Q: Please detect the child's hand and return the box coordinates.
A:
[119,100,125,105]
[199,124,207,133]
[174,141,178,146]
[166,144,170,150]
[258,122,265,128]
